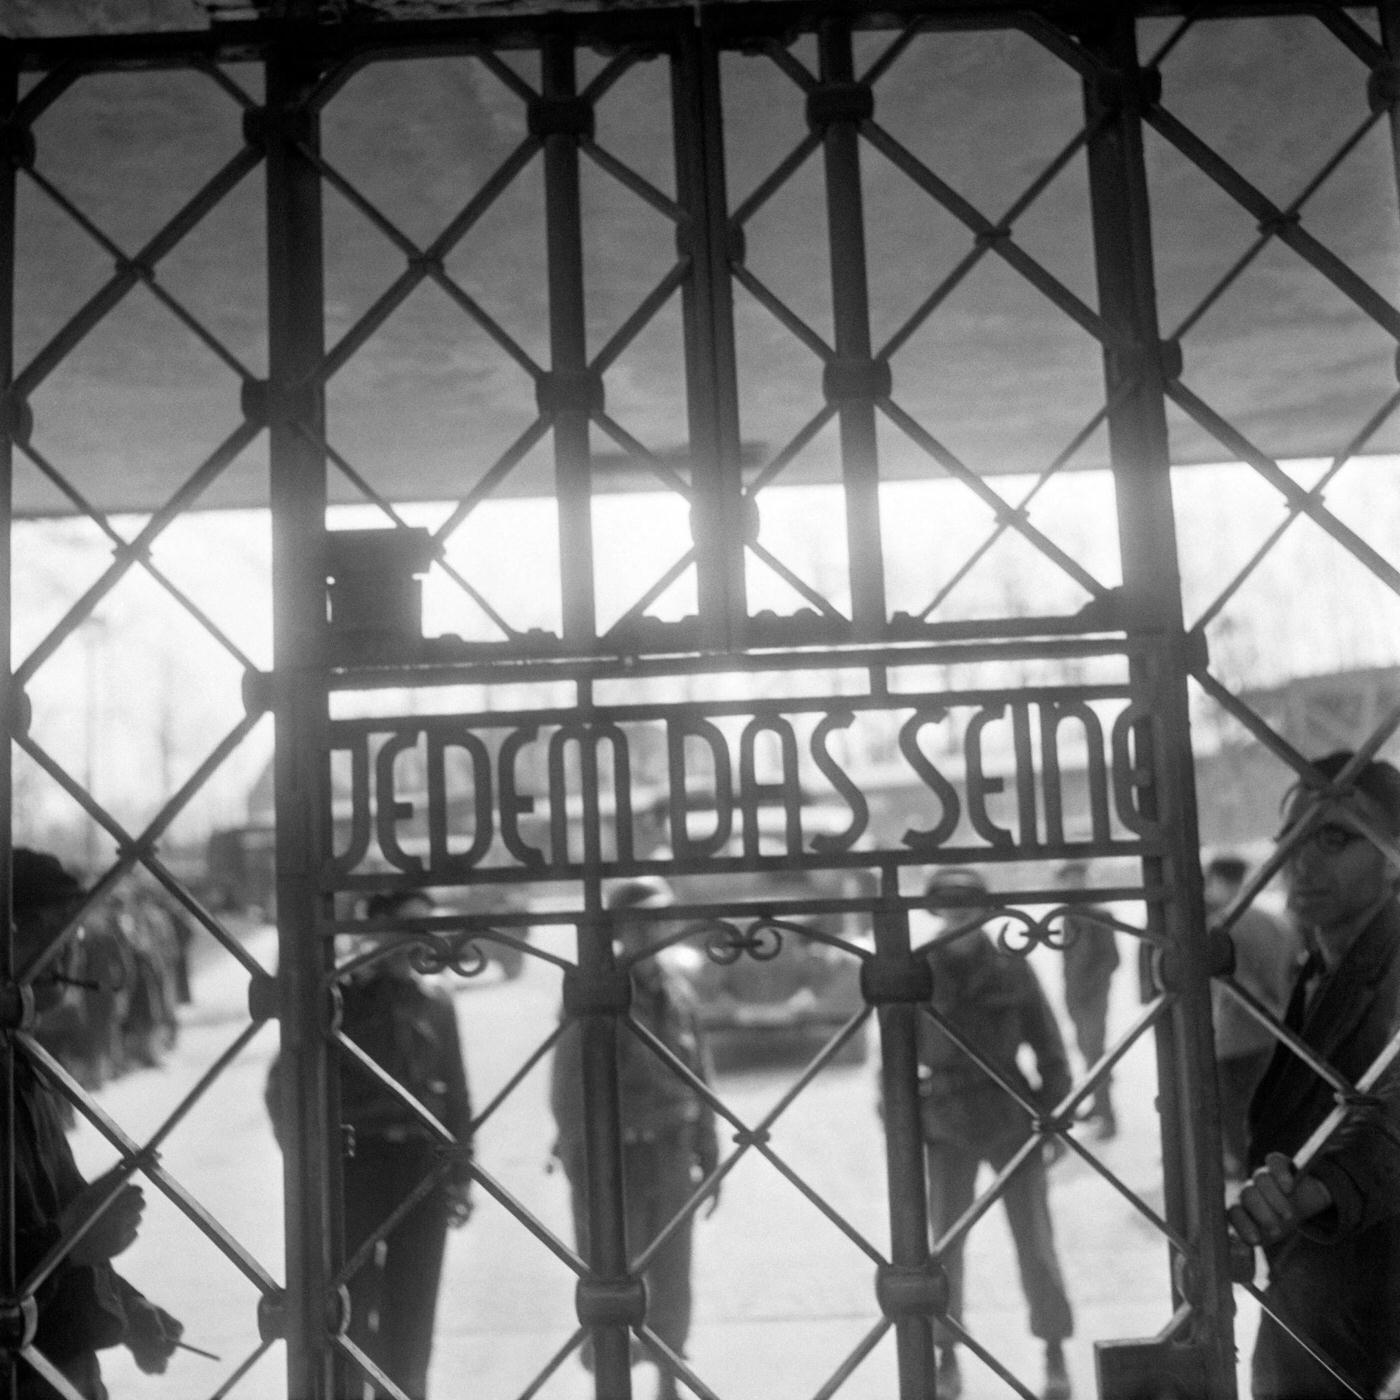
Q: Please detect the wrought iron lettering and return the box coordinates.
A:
[324,689,1157,885]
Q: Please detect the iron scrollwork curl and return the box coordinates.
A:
[994,906,1074,958]
[695,915,816,967]
[339,930,496,981]
[409,931,494,979]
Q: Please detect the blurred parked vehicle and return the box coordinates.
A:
[665,811,872,1069]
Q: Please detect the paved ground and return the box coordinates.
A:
[64,919,1258,1400]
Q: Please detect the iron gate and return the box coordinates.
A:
[4,3,1400,1398]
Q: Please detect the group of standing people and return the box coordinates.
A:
[27,859,191,1099]
[13,741,1400,1400]
[5,848,185,1399]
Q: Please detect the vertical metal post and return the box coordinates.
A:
[1380,1,1400,205]
[673,24,748,649]
[1082,17,1236,1396]
[0,47,17,1400]
[573,910,635,1400]
[264,31,338,1400]
[817,18,886,634]
[870,899,938,1399]
[541,34,597,647]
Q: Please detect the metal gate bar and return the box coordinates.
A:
[0,43,15,1400]
[816,16,886,633]
[264,27,339,1400]
[1082,15,1235,1390]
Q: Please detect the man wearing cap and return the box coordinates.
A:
[1053,860,1120,1140]
[917,868,1074,1400]
[5,847,183,1398]
[1227,753,1400,1398]
[549,878,719,1400]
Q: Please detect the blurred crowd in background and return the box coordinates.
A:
[30,867,195,1097]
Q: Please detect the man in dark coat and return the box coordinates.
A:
[1228,752,1400,1399]
[1053,860,1120,1139]
[1203,853,1302,1181]
[550,878,719,1400]
[6,848,183,1399]
[267,889,474,1400]
[917,868,1074,1400]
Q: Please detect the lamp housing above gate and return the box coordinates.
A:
[326,526,434,653]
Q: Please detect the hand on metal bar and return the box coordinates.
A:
[1226,1152,1333,1248]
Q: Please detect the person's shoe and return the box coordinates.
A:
[936,1346,962,1399]
[1042,1341,1071,1400]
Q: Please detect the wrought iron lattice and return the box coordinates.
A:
[2,4,1400,1400]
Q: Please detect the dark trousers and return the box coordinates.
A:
[342,1139,451,1400]
[1067,992,1112,1120]
[926,1136,1073,1349]
[567,1133,696,1360]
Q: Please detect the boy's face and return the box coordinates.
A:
[1282,786,1399,935]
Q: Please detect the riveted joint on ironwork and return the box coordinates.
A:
[859,954,932,1005]
[1257,208,1300,238]
[806,80,874,134]
[6,685,32,741]
[674,218,746,268]
[1334,1087,1382,1114]
[728,221,747,266]
[326,982,344,1037]
[1369,61,1400,115]
[0,1297,37,1353]
[732,1126,770,1148]
[1182,625,1209,673]
[115,255,155,285]
[407,251,444,277]
[822,356,892,406]
[241,668,273,719]
[0,980,35,1033]
[1,390,34,446]
[561,965,632,1018]
[256,1289,287,1342]
[1033,1111,1076,1138]
[1157,337,1183,383]
[527,95,595,142]
[112,537,152,570]
[536,368,604,418]
[739,493,761,544]
[240,377,271,427]
[241,107,270,152]
[241,105,312,153]
[974,223,1012,250]
[247,970,278,1024]
[0,121,36,171]
[1227,1236,1256,1284]
[326,1283,350,1338]
[1170,1250,1200,1306]
[1156,926,1232,992]
[874,1260,948,1320]
[432,1141,474,1166]
[1087,65,1162,116]
[575,1273,646,1329]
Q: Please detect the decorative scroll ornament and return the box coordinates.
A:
[409,932,494,979]
[339,931,496,981]
[994,907,1075,958]
[700,917,791,966]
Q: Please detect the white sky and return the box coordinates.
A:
[12,455,1400,853]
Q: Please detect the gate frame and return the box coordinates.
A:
[2,4,1398,1398]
